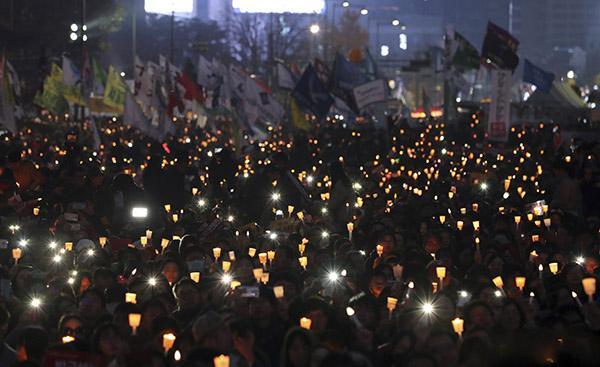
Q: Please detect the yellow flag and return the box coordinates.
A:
[103,66,126,113]
[291,98,311,131]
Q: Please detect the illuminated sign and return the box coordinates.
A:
[232,0,325,13]
[145,0,194,15]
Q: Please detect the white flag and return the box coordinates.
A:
[353,79,387,111]
[62,55,80,87]
[277,63,296,89]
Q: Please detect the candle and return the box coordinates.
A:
[492,276,504,289]
[252,268,263,283]
[451,317,464,338]
[248,247,256,257]
[376,244,384,257]
[33,207,40,216]
[542,204,549,214]
[172,214,179,223]
[163,333,176,353]
[146,229,153,239]
[515,276,526,291]
[300,317,312,330]
[12,248,21,263]
[125,292,137,304]
[161,238,170,252]
[299,256,308,270]
[128,313,141,335]
[261,272,270,284]
[514,216,521,225]
[527,213,534,221]
[472,221,480,232]
[432,282,438,293]
[267,250,276,265]
[222,261,231,272]
[288,205,294,217]
[439,215,446,225]
[472,203,478,212]
[140,236,148,246]
[529,291,535,305]
[62,335,75,344]
[298,243,306,255]
[164,204,171,213]
[504,178,511,191]
[582,277,596,302]
[65,242,73,251]
[192,187,199,196]
[214,355,230,367]
[531,234,539,242]
[543,218,551,228]
[273,285,284,299]
[387,297,398,319]
[213,247,222,261]
[230,281,241,290]
[457,221,464,230]
[297,212,304,222]
[99,236,107,248]
[190,272,201,283]
[549,262,559,275]
[258,252,268,268]
[460,207,467,215]
[436,266,446,290]
[538,264,543,279]
[347,222,354,240]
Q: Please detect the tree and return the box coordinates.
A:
[328,11,369,56]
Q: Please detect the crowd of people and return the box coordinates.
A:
[0,115,598,367]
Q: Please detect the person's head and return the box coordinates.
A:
[498,300,525,332]
[281,327,312,367]
[192,311,232,353]
[162,259,182,285]
[426,331,458,367]
[367,270,387,298]
[92,323,124,359]
[92,268,115,291]
[173,278,202,311]
[58,314,85,341]
[79,288,106,322]
[464,301,495,332]
[16,326,49,363]
[303,298,330,333]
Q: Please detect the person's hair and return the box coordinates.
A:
[280,327,313,367]
[91,323,120,353]
[499,300,526,330]
[18,326,49,361]
[57,313,83,332]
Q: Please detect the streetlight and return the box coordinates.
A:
[310,24,321,34]
[360,8,368,15]
[70,23,78,32]
[342,1,350,7]
[392,19,400,26]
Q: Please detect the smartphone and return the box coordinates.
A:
[238,286,259,298]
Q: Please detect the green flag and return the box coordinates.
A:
[35,64,68,115]
[452,32,480,70]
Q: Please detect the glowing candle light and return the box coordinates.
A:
[492,276,504,289]
[213,355,230,367]
[258,252,268,268]
[33,207,40,216]
[549,262,559,275]
[140,236,148,246]
[125,292,137,304]
[12,248,21,263]
[376,244,384,257]
[213,247,222,261]
[514,216,521,225]
[515,276,526,291]
[347,222,354,240]
[99,236,107,248]
[299,256,308,270]
[472,221,480,232]
[457,221,464,230]
[439,215,446,224]
[222,261,231,272]
[253,268,263,283]
[163,333,176,353]
[273,285,284,299]
[452,317,464,338]
[582,277,596,302]
[164,204,171,213]
[128,313,141,335]
[299,317,312,330]
[62,335,75,344]
[190,272,200,283]
[248,247,256,257]
[267,250,276,265]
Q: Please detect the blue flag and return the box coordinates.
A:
[330,53,364,114]
[523,59,554,92]
[292,64,333,119]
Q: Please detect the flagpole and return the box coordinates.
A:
[80,0,87,120]
[132,0,137,75]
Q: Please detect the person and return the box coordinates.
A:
[15,326,49,366]
[280,327,312,367]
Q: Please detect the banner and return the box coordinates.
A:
[277,62,296,90]
[103,66,127,113]
[0,60,16,133]
[35,64,68,115]
[447,31,480,70]
[353,79,386,111]
[488,69,512,142]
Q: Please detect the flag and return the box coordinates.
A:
[358,49,379,81]
[314,58,331,87]
[62,55,86,105]
[35,64,68,115]
[103,66,127,113]
[447,31,480,70]
[290,98,311,131]
[330,53,363,114]
[523,59,554,92]
[352,79,387,112]
[277,62,296,90]
[0,58,17,133]
[293,63,333,119]
[481,22,519,71]
[125,90,173,141]
[91,59,107,96]
[81,50,93,98]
